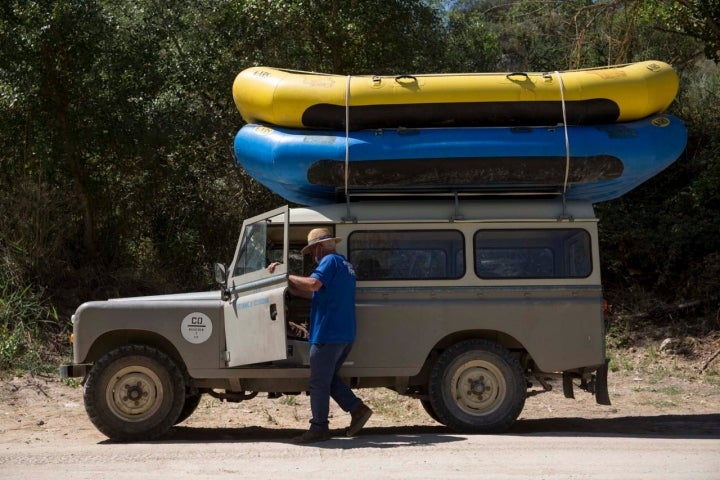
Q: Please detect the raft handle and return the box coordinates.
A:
[506,72,529,81]
[394,74,418,83]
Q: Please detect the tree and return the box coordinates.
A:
[227,0,447,74]
[1,0,719,345]
[442,7,502,71]
[641,0,720,61]
[0,0,453,307]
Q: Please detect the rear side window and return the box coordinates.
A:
[349,230,465,280]
[474,229,592,279]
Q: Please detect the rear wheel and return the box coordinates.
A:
[429,339,526,433]
[84,345,185,441]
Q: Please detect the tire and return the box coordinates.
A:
[429,339,526,433]
[420,399,441,423]
[175,392,202,425]
[84,345,185,442]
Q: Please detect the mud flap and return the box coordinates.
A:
[595,358,611,405]
[59,363,90,378]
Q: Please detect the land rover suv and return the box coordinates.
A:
[61,198,610,441]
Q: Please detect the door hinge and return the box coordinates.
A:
[222,350,231,364]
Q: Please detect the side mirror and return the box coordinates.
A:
[213,263,227,285]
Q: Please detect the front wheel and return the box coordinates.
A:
[175,392,202,425]
[429,339,526,433]
[84,345,186,441]
[420,399,441,423]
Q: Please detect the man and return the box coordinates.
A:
[268,228,372,443]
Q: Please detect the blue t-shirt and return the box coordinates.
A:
[308,253,357,344]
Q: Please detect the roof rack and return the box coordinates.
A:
[335,186,565,203]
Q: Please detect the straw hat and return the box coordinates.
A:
[301,228,341,254]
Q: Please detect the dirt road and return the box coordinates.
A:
[3,431,719,480]
[1,368,719,479]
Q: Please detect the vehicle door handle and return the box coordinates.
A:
[270,303,278,320]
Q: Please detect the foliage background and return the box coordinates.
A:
[0,0,718,371]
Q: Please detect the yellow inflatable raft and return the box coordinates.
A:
[232,61,679,130]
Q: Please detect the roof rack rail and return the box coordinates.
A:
[336,186,564,203]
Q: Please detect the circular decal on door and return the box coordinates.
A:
[181,312,213,344]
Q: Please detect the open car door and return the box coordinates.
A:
[223,206,289,367]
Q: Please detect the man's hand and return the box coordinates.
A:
[267,262,282,273]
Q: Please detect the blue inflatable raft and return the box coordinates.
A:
[233,114,687,205]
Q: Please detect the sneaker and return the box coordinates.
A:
[346,403,373,437]
[292,430,332,444]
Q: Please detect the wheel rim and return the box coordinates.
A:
[106,366,164,422]
[450,359,507,416]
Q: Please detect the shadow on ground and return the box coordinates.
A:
[120,413,720,445]
[509,413,720,438]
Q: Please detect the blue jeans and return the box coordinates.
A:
[308,343,361,432]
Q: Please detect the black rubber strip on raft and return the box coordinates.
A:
[302,100,620,130]
[306,156,624,188]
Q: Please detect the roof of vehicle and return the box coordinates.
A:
[277,198,597,224]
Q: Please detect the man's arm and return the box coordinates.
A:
[288,274,322,299]
[267,262,322,298]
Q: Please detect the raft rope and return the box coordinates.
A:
[554,70,571,194]
[344,75,351,212]
[554,70,572,217]
[342,72,571,210]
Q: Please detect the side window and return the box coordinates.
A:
[474,229,592,279]
[227,205,289,286]
[269,225,334,276]
[348,230,465,280]
[232,219,288,277]
[232,222,268,277]
[264,224,289,265]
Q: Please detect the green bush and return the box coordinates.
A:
[0,323,25,367]
[597,60,720,318]
[0,259,59,374]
